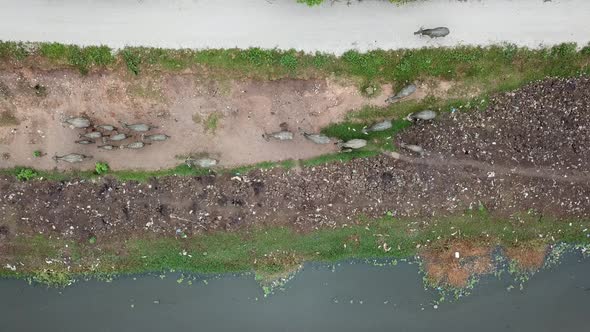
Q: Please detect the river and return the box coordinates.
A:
[1,250,589,331]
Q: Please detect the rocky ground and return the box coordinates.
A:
[1,78,589,244]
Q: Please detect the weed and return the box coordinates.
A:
[95,162,110,175]
[32,150,42,158]
[16,168,38,181]
[204,112,221,133]
[122,49,141,75]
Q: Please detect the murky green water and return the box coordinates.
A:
[1,251,589,332]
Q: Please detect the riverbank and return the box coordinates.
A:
[1,41,590,171]
[3,76,590,287]
[2,42,590,289]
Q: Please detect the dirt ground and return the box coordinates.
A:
[0,68,395,170]
[1,77,590,242]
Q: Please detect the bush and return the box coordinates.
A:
[279,53,298,70]
[95,162,110,175]
[16,168,38,181]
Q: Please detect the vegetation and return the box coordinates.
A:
[2,41,589,91]
[94,162,110,175]
[1,211,589,286]
[2,40,590,287]
[32,150,42,158]
[38,43,114,74]
[15,168,38,181]
[204,112,222,133]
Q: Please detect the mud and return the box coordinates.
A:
[1,77,590,243]
[400,77,590,172]
[0,68,390,170]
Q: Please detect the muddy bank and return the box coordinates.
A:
[2,77,590,241]
[0,69,390,170]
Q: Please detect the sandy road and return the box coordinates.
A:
[1,0,589,53]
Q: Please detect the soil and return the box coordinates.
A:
[399,77,590,172]
[505,246,548,271]
[1,77,590,243]
[420,240,494,288]
[0,68,392,171]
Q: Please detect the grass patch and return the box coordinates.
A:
[15,168,38,181]
[38,43,114,74]
[204,112,222,133]
[0,111,19,126]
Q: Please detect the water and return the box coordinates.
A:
[1,253,589,332]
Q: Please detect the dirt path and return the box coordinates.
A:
[0,69,392,170]
[1,0,589,53]
[386,152,590,184]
